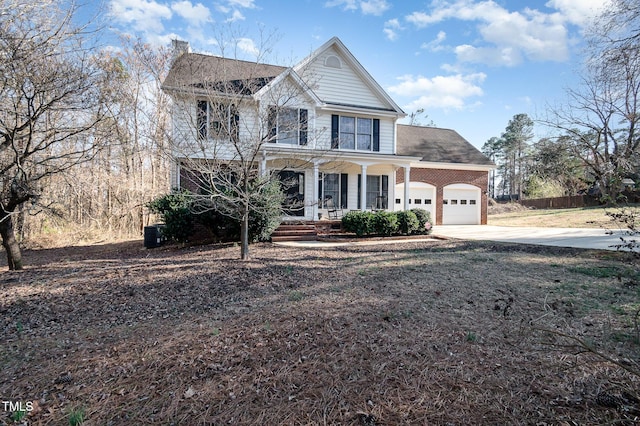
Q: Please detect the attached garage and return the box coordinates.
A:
[395,125,495,225]
[442,184,481,225]
[394,182,435,220]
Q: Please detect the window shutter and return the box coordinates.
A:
[267,106,277,143]
[230,104,239,142]
[382,175,389,209]
[331,115,339,149]
[357,174,361,209]
[299,109,308,145]
[373,119,380,151]
[318,173,323,207]
[340,173,348,208]
[197,100,208,140]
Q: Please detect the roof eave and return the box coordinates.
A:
[409,160,496,171]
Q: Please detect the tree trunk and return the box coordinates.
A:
[240,208,250,260]
[0,213,23,271]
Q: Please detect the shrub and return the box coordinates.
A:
[248,179,285,242]
[411,208,433,234]
[147,189,194,242]
[396,210,420,235]
[342,211,374,237]
[372,211,399,236]
[148,180,284,244]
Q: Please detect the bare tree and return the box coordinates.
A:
[540,0,640,203]
[0,0,115,270]
[163,33,328,260]
[541,50,639,202]
[407,108,436,127]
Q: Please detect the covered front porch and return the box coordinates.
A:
[260,148,421,221]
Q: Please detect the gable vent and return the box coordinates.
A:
[324,55,342,69]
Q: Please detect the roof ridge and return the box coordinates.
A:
[180,51,287,69]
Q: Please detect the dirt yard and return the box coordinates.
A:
[2,238,640,425]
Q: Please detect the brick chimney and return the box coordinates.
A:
[171,39,190,62]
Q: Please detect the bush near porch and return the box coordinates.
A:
[342,209,432,237]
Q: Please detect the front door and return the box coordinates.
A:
[278,171,305,217]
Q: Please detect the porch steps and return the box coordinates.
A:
[271,223,317,242]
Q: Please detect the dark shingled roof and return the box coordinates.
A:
[162,53,287,94]
[396,124,494,166]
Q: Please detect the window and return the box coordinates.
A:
[451,200,458,205]
[357,174,388,209]
[196,100,238,141]
[357,118,372,150]
[414,199,422,204]
[469,199,476,205]
[425,199,432,205]
[443,200,448,205]
[332,115,379,151]
[319,173,348,208]
[324,55,341,68]
[268,106,308,145]
[395,198,401,204]
[339,116,355,149]
[461,199,467,205]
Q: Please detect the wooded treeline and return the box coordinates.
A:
[1,1,171,253]
[484,0,640,203]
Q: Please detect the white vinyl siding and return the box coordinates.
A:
[301,46,388,109]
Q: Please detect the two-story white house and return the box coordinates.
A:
[162,37,494,226]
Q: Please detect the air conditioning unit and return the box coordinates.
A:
[144,224,165,248]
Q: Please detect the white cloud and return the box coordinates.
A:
[421,30,446,52]
[360,0,391,16]
[227,0,256,7]
[383,18,402,41]
[171,1,211,27]
[325,0,390,16]
[325,0,357,11]
[387,72,486,111]
[226,9,245,22]
[545,0,609,26]
[236,38,259,57]
[405,0,573,66]
[109,0,172,33]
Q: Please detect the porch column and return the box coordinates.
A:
[259,151,267,176]
[312,162,319,220]
[360,164,367,211]
[404,166,411,211]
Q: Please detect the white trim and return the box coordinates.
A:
[410,161,495,172]
[294,37,406,117]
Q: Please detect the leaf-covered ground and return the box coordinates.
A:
[2,239,640,425]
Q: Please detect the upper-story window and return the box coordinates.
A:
[197,100,238,141]
[268,106,308,145]
[331,114,379,151]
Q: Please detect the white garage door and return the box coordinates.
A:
[394,183,435,220]
[443,184,480,225]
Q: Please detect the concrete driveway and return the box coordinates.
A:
[434,225,633,251]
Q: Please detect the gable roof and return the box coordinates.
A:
[294,37,405,116]
[397,125,494,166]
[162,52,287,95]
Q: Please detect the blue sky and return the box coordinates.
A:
[95,0,608,150]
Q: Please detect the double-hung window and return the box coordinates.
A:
[197,100,238,141]
[319,173,348,208]
[331,115,380,151]
[357,174,389,209]
[268,106,308,145]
